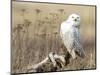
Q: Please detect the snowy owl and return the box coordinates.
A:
[60,13,85,59]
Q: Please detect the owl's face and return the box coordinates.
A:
[69,14,80,22]
[67,14,80,27]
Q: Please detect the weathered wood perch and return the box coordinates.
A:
[27,52,68,72]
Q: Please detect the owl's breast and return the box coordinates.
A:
[60,22,72,35]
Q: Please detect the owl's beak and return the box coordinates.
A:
[74,19,77,21]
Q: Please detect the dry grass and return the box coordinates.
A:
[11,1,96,74]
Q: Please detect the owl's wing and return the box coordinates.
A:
[60,22,74,52]
[60,22,71,40]
[73,29,85,58]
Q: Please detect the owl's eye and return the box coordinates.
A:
[77,17,79,19]
[72,16,74,18]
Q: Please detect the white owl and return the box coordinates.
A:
[60,13,85,59]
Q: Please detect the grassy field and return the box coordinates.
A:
[11,1,96,73]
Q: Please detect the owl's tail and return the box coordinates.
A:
[75,48,86,58]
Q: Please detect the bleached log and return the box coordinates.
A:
[54,54,65,65]
[27,57,49,72]
[49,52,66,67]
[27,52,66,72]
[32,57,49,69]
[48,52,57,67]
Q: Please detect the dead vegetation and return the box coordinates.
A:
[11,1,96,74]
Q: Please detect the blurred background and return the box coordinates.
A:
[12,1,96,73]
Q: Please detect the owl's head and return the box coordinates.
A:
[67,13,80,27]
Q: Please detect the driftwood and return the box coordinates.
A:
[27,52,68,72]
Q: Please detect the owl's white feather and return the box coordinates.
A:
[60,13,85,59]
